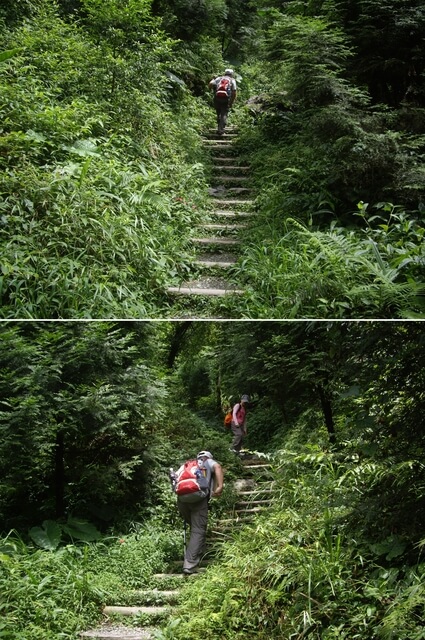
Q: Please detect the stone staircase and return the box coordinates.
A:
[80,454,272,640]
[166,127,253,301]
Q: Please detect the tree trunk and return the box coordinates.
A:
[317,383,336,445]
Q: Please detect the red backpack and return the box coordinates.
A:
[175,459,210,502]
[215,76,232,99]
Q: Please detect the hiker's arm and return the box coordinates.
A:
[230,88,237,106]
[209,78,216,90]
[211,463,224,497]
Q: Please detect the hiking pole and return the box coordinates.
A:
[183,519,187,558]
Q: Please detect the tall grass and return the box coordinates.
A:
[0,526,181,639]
[233,217,425,318]
[166,448,425,639]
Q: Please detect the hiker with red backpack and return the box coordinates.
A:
[169,451,224,575]
[208,68,237,135]
[229,394,250,455]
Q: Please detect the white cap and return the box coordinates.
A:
[197,451,213,459]
[224,68,234,76]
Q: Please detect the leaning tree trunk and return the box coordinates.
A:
[316,383,336,445]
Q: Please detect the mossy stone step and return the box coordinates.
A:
[80,626,155,639]
[192,236,241,246]
[204,139,234,146]
[103,605,170,617]
[167,285,244,296]
[233,479,276,492]
[234,506,266,515]
[212,162,250,169]
[199,223,247,231]
[133,589,180,604]
[211,210,252,218]
[211,175,250,183]
[212,198,254,208]
[236,498,272,507]
[194,258,237,268]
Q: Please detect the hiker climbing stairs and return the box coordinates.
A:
[79,454,272,639]
[167,126,254,302]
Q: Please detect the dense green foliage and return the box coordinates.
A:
[232,0,425,317]
[170,449,425,639]
[2,320,425,637]
[0,526,181,639]
[0,0,221,317]
[1,0,423,317]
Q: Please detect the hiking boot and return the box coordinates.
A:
[183,568,197,575]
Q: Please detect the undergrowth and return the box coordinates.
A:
[163,446,425,639]
[0,526,180,639]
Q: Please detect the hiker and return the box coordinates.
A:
[209,68,237,135]
[230,394,250,455]
[174,451,224,575]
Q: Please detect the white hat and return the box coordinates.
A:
[197,451,213,459]
[241,394,250,403]
[224,68,234,76]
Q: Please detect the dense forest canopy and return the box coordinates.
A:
[0,319,425,638]
[1,319,424,531]
[0,0,424,317]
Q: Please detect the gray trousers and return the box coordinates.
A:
[177,497,209,570]
[231,424,245,452]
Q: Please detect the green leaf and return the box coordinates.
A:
[370,535,406,561]
[29,520,62,551]
[62,516,101,542]
[0,49,20,63]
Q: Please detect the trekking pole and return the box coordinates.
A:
[183,520,187,558]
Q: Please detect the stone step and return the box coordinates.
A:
[80,626,155,639]
[195,250,237,261]
[235,499,272,507]
[213,517,255,529]
[134,589,180,603]
[241,460,273,468]
[207,144,237,152]
[234,506,265,515]
[206,134,238,140]
[204,140,233,147]
[212,164,250,171]
[211,176,250,183]
[192,237,241,246]
[167,285,244,296]
[194,258,237,268]
[152,573,186,580]
[221,187,253,195]
[211,210,252,218]
[237,487,276,496]
[233,479,276,492]
[199,223,246,231]
[205,127,238,133]
[103,605,169,617]
[213,155,240,161]
[213,199,254,208]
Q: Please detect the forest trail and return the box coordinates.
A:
[79,454,272,639]
[166,127,253,315]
